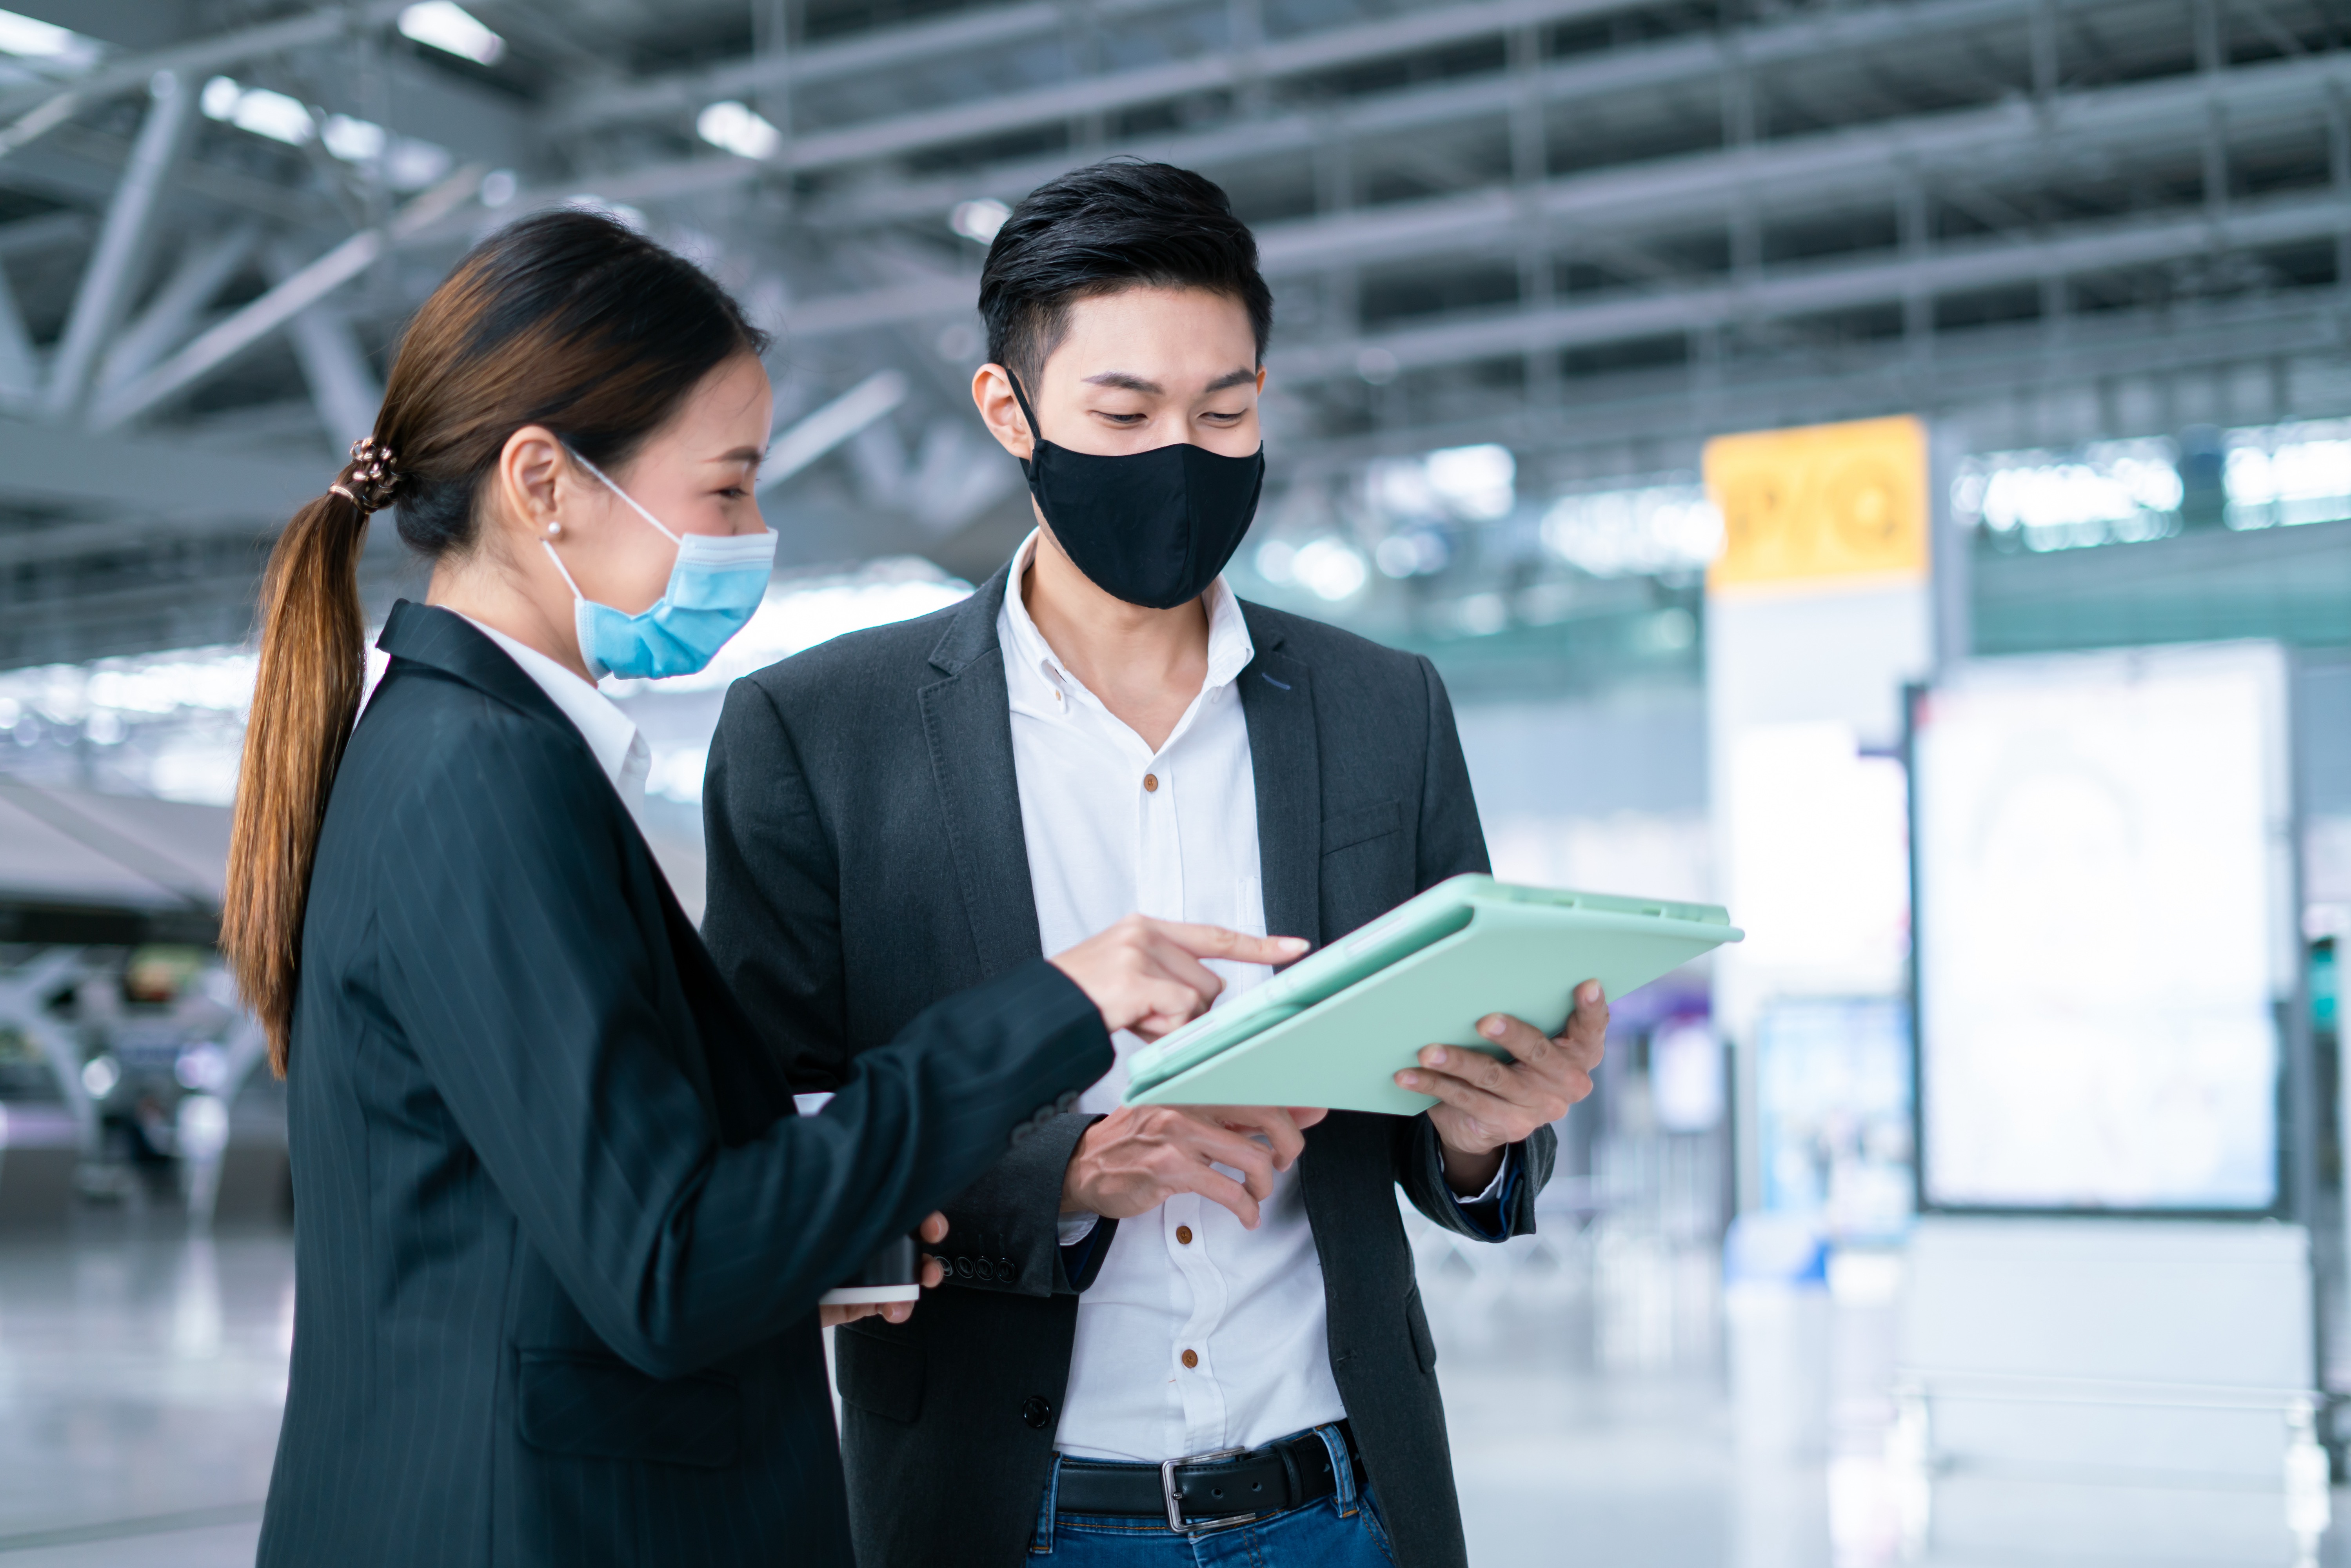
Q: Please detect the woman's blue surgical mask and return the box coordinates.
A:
[541,450,777,681]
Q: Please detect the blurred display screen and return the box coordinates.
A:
[1755,996,1914,1240]
[1914,643,2292,1211]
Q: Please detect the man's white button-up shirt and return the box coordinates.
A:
[995,531,1352,1465]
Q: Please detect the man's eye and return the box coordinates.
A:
[1203,409,1245,421]
[719,486,748,499]
[1100,412,1147,425]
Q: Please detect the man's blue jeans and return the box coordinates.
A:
[1027,1425,1397,1565]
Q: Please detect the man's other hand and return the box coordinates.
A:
[1061,1104,1330,1229]
[1395,980,1608,1193]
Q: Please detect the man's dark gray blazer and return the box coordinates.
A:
[702,564,1557,1568]
[258,602,1110,1568]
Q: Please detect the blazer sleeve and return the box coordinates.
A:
[701,671,1106,1298]
[701,675,852,1091]
[373,711,1112,1379]
[1392,653,1558,1239]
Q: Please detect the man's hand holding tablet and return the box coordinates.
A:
[1397,980,1611,1194]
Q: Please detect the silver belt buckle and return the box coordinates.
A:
[1160,1446,1259,1534]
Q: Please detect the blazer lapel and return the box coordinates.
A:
[1237,604,1323,946]
[376,600,599,758]
[918,565,1046,980]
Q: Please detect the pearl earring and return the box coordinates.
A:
[546,521,563,538]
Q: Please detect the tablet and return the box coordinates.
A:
[1121,874,1742,1115]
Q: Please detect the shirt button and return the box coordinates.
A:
[1144,773,1159,792]
[1181,1349,1199,1370]
[1176,1226,1193,1245]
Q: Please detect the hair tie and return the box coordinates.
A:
[331,436,402,514]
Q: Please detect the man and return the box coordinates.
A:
[703,161,1608,1567]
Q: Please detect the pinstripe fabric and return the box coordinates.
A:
[257,601,1111,1568]
[700,567,1556,1568]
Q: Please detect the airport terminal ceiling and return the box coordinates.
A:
[0,0,2346,674]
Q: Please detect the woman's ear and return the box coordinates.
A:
[971,364,1034,461]
[493,426,573,539]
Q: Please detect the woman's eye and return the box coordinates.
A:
[719,486,748,499]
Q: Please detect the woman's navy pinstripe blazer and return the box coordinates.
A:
[255,601,1110,1567]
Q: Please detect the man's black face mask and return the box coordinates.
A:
[1007,369,1265,610]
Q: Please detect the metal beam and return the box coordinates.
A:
[759,370,910,491]
[89,164,480,432]
[0,0,410,123]
[0,414,318,521]
[548,0,1199,134]
[789,0,2076,235]
[0,262,35,405]
[0,207,88,258]
[0,510,290,568]
[1272,188,2351,383]
[1272,293,2351,475]
[41,71,194,422]
[768,49,2351,340]
[266,240,382,450]
[527,0,1703,207]
[94,223,261,396]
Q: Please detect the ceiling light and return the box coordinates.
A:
[1291,537,1369,602]
[398,2,505,66]
[0,7,98,69]
[950,198,1010,243]
[321,114,386,162]
[201,78,315,146]
[698,100,782,161]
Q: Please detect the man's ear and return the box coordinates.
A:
[971,363,1034,460]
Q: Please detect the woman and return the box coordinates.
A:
[227,210,1294,1567]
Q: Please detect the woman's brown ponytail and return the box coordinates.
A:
[223,441,398,1074]
[218,211,765,1074]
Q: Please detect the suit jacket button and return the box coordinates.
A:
[1021,1396,1052,1430]
[1055,1090,1079,1113]
[975,1258,995,1281]
[955,1257,975,1278]
[997,1257,1017,1282]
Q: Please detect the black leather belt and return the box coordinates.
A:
[1053,1422,1361,1534]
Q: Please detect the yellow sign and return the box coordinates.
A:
[1704,415,1929,592]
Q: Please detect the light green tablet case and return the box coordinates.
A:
[1122,874,1742,1115]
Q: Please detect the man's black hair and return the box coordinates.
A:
[978,160,1274,389]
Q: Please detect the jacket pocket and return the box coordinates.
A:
[1322,800,1403,856]
[516,1350,741,1469]
[836,1319,924,1425]
[1403,1287,1438,1374]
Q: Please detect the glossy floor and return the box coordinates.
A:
[0,1220,2343,1566]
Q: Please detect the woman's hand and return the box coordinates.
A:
[819,1212,949,1328]
[1049,915,1308,1039]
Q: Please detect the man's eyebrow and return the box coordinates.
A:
[1079,368,1260,394]
[713,445,766,465]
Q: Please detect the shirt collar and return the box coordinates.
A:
[996,529,1255,702]
[456,615,649,808]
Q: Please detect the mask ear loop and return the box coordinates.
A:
[566,447,683,544]
[1002,369,1047,481]
[540,537,587,598]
